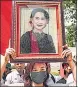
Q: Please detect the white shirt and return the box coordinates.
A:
[66,73,76,86]
[54,75,62,82]
[5,70,24,85]
[46,74,62,86]
[8,83,24,86]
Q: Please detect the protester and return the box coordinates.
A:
[61,45,76,86]
[57,61,76,86]
[62,44,76,83]
[56,63,72,84]
[0,48,15,81]
[24,62,62,87]
[0,49,15,86]
[5,63,25,85]
[2,48,25,85]
[45,63,61,86]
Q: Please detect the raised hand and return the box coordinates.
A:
[5,48,16,63]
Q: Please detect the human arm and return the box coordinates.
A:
[62,45,76,82]
[0,48,16,81]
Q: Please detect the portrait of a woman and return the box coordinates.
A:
[20,8,56,53]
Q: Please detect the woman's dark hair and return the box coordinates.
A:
[30,8,49,20]
[24,62,50,87]
[62,62,69,69]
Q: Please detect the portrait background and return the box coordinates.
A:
[20,7,58,53]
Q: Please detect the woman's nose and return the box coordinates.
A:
[38,19,43,23]
[18,63,21,66]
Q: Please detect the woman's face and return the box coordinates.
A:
[65,66,71,73]
[31,12,48,31]
[32,63,46,72]
[30,63,47,84]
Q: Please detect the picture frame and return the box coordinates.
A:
[11,0,66,63]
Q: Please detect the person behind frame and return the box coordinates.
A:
[24,62,50,87]
[20,8,56,53]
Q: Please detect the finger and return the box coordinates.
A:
[6,50,14,55]
[62,49,71,58]
[5,50,16,59]
[62,51,72,58]
[62,49,71,55]
[6,48,15,54]
[62,50,71,58]
[6,48,15,51]
[66,51,72,57]
[11,52,16,58]
[6,48,15,52]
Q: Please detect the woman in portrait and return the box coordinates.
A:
[20,8,56,53]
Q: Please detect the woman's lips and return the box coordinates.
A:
[37,25,43,27]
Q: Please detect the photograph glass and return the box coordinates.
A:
[20,7,58,54]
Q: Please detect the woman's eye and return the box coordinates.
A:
[35,17,39,20]
[32,69,37,71]
[41,69,45,71]
[16,63,19,65]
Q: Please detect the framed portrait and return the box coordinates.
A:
[11,0,66,63]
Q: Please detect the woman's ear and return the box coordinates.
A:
[46,19,49,24]
[29,18,34,28]
[29,18,32,24]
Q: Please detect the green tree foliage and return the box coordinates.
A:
[66,24,77,46]
[63,0,77,47]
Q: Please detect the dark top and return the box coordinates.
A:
[56,78,66,84]
[20,31,56,53]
